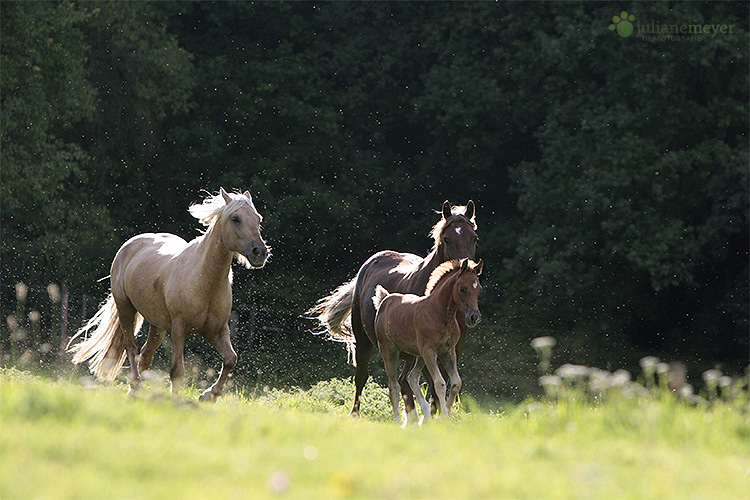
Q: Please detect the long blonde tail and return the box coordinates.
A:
[305,277,357,364]
[67,295,143,381]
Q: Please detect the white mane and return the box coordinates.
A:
[187,189,262,270]
[188,190,259,227]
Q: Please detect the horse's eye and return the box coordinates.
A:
[444,236,451,245]
[459,285,466,294]
[231,215,241,224]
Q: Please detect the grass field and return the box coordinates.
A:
[1,367,748,500]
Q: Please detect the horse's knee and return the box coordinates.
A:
[224,351,238,371]
[434,378,446,391]
[451,377,462,393]
[170,364,184,381]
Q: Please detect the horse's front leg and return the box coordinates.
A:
[441,349,462,413]
[422,350,449,417]
[169,321,187,395]
[426,317,469,415]
[200,324,237,402]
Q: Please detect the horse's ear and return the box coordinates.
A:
[442,200,452,219]
[220,187,232,204]
[459,258,469,273]
[243,190,253,201]
[474,259,483,276]
[465,200,475,221]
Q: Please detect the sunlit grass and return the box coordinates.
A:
[1,367,748,499]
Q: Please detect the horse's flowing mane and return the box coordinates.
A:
[425,260,462,295]
[429,205,477,250]
[188,190,260,227]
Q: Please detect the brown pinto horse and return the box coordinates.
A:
[68,188,269,400]
[373,259,483,423]
[308,201,478,419]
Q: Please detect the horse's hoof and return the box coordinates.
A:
[405,409,420,425]
[127,380,142,398]
[348,410,361,418]
[199,390,217,403]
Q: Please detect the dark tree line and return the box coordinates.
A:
[2,1,747,395]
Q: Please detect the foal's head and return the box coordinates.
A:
[426,258,483,327]
[429,200,478,262]
[189,187,269,268]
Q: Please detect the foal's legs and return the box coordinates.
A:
[399,355,418,422]
[406,358,432,421]
[441,348,462,413]
[200,324,237,402]
[427,315,468,415]
[137,324,166,372]
[380,341,403,424]
[422,349,449,417]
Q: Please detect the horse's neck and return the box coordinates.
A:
[410,248,444,290]
[194,223,234,286]
[426,274,459,325]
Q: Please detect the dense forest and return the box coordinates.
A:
[2,1,747,398]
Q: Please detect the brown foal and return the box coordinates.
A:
[373,258,483,423]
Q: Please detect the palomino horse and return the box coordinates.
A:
[68,188,269,400]
[373,259,483,423]
[308,201,478,419]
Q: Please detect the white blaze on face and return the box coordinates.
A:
[455,227,462,235]
[472,281,478,289]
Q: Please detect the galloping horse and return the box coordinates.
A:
[68,188,269,400]
[308,201,478,419]
[373,259,483,423]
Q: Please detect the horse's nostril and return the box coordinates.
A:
[252,246,262,256]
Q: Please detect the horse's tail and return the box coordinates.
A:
[67,294,143,381]
[372,285,390,312]
[306,276,357,364]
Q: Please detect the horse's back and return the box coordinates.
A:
[111,232,189,329]
[353,250,425,342]
[374,292,424,356]
[112,233,188,275]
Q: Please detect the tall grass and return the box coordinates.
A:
[1,366,748,499]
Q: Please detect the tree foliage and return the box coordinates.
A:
[1,1,747,391]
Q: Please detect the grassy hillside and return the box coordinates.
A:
[1,368,748,499]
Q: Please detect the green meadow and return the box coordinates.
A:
[1,368,748,500]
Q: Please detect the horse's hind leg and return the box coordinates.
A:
[200,325,237,402]
[406,358,432,422]
[399,355,418,423]
[380,341,403,424]
[441,349,462,413]
[349,301,373,417]
[422,350,449,417]
[138,324,166,372]
[350,339,373,417]
[112,296,141,393]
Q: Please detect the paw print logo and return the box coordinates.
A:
[609,11,635,37]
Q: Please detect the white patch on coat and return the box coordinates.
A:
[455,227,462,235]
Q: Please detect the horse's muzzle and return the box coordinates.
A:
[247,245,269,268]
[465,309,481,328]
